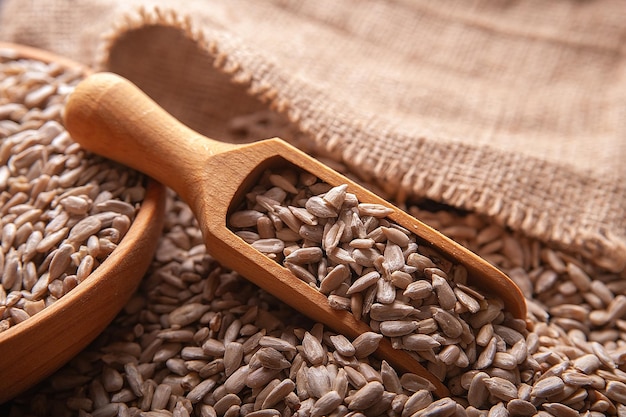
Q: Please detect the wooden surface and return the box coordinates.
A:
[0,44,167,404]
[64,72,528,398]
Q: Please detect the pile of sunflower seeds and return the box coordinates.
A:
[10,188,626,417]
[228,168,527,386]
[5,52,626,417]
[0,50,145,332]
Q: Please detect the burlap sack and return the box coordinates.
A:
[1,0,624,272]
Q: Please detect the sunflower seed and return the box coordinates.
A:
[431,273,456,310]
[305,365,332,398]
[346,271,380,295]
[346,381,384,410]
[261,379,296,409]
[251,348,286,371]
[531,376,565,398]
[251,238,285,254]
[540,402,580,417]
[352,332,383,358]
[285,247,323,264]
[305,196,337,218]
[213,392,241,414]
[379,320,419,337]
[358,203,394,218]
[403,280,433,300]
[432,308,464,338]
[319,264,350,294]
[310,390,342,417]
[483,377,518,401]
[605,381,626,403]
[223,342,244,377]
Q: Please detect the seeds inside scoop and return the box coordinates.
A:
[228,168,525,383]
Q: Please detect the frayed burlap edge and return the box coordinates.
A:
[98,7,626,273]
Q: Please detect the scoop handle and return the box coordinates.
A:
[63,72,233,203]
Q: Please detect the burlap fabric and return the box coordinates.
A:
[1,0,624,272]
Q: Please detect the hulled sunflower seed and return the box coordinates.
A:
[251,238,285,254]
[347,381,384,410]
[531,376,565,398]
[483,377,518,401]
[310,390,342,417]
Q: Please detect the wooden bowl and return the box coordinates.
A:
[0,43,167,403]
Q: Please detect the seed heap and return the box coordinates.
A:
[6,52,626,417]
[12,197,444,417]
[14,190,626,417]
[411,207,626,417]
[228,169,527,385]
[0,51,145,332]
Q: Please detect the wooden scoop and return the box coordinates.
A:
[64,72,527,398]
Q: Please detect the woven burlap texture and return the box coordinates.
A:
[1,0,624,271]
